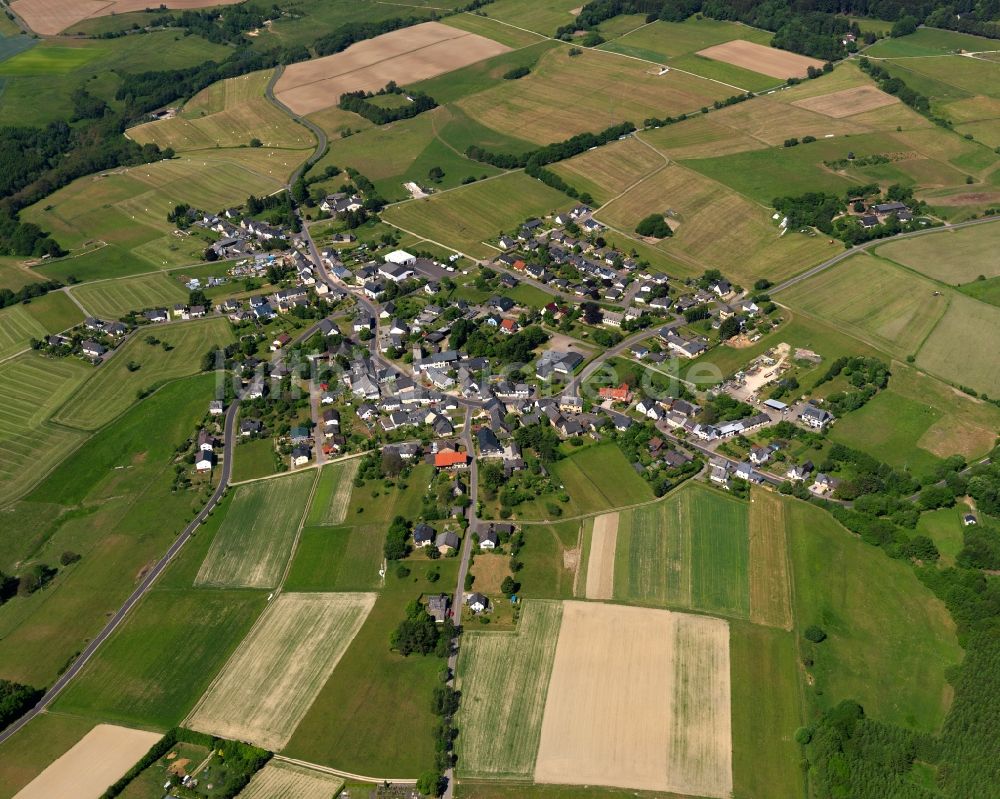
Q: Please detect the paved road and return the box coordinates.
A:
[264,65,329,187]
[771,215,1000,295]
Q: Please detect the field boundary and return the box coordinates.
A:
[277,468,322,590]
[273,755,417,785]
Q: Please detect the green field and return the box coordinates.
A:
[52,588,266,728]
[0,291,83,358]
[730,623,805,799]
[282,558,460,776]
[829,389,944,474]
[231,437,279,482]
[513,521,579,599]
[787,498,962,731]
[478,0,583,36]
[455,600,563,779]
[382,172,569,258]
[916,506,967,567]
[552,443,654,515]
[0,44,101,75]
[866,27,1000,58]
[442,11,549,48]
[70,273,187,318]
[0,375,216,686]
[195,470,315,589]
[876,223,1000,284]
[51,317,235,431]
[613,482,750,618]
[284,523,387,592]
[915,291,1000,396]
[781,253,948,359]
[959,274,1000,307]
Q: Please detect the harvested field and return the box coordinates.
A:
[11,0,241,36]
[534,602,732,798]
[792,85,899,117]
[456,600,564,779]
[696,40,824,80]
[876,222,1000,284]
[916,292,1000,396]
[748,487,792,629]
[186,592,376,750]
[307,458,360,526]
[236,761,343,799]
[584,512,618,600]
[195,471,315,589]
[549,137,666,204]
[274,22,510,115]
[12,724,161,799]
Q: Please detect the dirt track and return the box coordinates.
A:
[534,602,732,797]
[11,0,242,35]
[274,22,510,115]
[584,512,618,599]
[697,39,825,80]
[13,724,161,799]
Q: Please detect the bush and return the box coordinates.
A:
[396,564,411,579]
[804,625,827,643]
[502,65,530,79]
[59,551,81,566]
[794,726,813,745]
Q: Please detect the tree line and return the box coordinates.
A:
[338,82,438,125]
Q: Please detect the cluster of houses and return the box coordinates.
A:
[194,208,292,259]
[857,200,913,230]
[42,316,129,363]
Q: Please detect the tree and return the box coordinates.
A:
[804,625,827,643]
[719,316,741,340]
[635,213,672,238]
[416,770,444,797]
[391,600,440,655]
[249,137,263,147]
[500,575,520,595]
[428,166,445,183]
[384,515,411,561]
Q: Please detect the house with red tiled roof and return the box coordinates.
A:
[599,383,632,403]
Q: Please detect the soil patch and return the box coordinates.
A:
[792,85,899,118]
[12,0,242,36]
[696,40,824,80]
[584,512,618,599]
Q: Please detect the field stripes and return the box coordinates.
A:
[748,488,793,629]
[51,317,234,431]
[613,483,749,618]
[306,458,360,526]
[186,592,376,751]
[456,600,563,780]
[70,272,186,319]
[236,761,344,799]
[195,471,315,589]
[0,422,89,506]
[0,304,47,360]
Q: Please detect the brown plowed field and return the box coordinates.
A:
[792,85,900,117]
[697,39,825,79]
[11,0,242,36]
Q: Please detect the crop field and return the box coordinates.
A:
[730,623,805,798]
[584,512,618,599]
[0,305,46,360]
[787,498,962,731]
[535,602,732,797]
[306,458,360,525]
[613,482,750,618]
[551,444,653,514]
[186,592,376,750]
[639,115,767,160]
[781,253,948,359]
[549,137,666,204]
[129,71,314,152]
[697,39,824,79]
[53,588,266,728]
[11,0,241,35]
[51,317,234,431]
[457,46,731,145]
[792,84,899,117]
[70,272,186,318]
[0,43,99,75]
[456,600,564,779]
[595,161,838,285]
[599,17,772,62]
[747,488,792,629]
[382,172,569,258]
[10,724,161,799]
[876,222,1000,284]
[477,0,583,36]
[284,524,385,592]
[195,471,315,589]
[274,22,511,115]
[916,292,1000,396]
[237,761,344,799]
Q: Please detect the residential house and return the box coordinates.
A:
[466,592,489,613]
[291,445,311,466]
[195,450,216,472]
[479,528,499,550]
[413,523,435,548]
[800,405,833,429]
[435,530,460,554]
[427,594,451,623]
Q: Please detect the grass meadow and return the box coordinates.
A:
[748,487,793,629]
[613,482,750,618]
[455,600,564,779]
[551,443,653,514]
[915,292,1000,396]
[70,272,186,318]
[306,458,361,526]
[866,27,999,57]
[876,222,1000,284]
[477,0,583,36]
[52,588,266,729]
[381,172,569,258]
[51,317,234,431]
[513,521,579,599]
[781,252,948,359]
[0,291,83,358]
[231,437,278,483]
[282,560,460,776]
[730,623,805,799]
[284,524,386,592]
[441,11,549,48]
[916,506,967,567]
[0,375,216,687]
[786,497,962,731]
[195,470,316,589]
